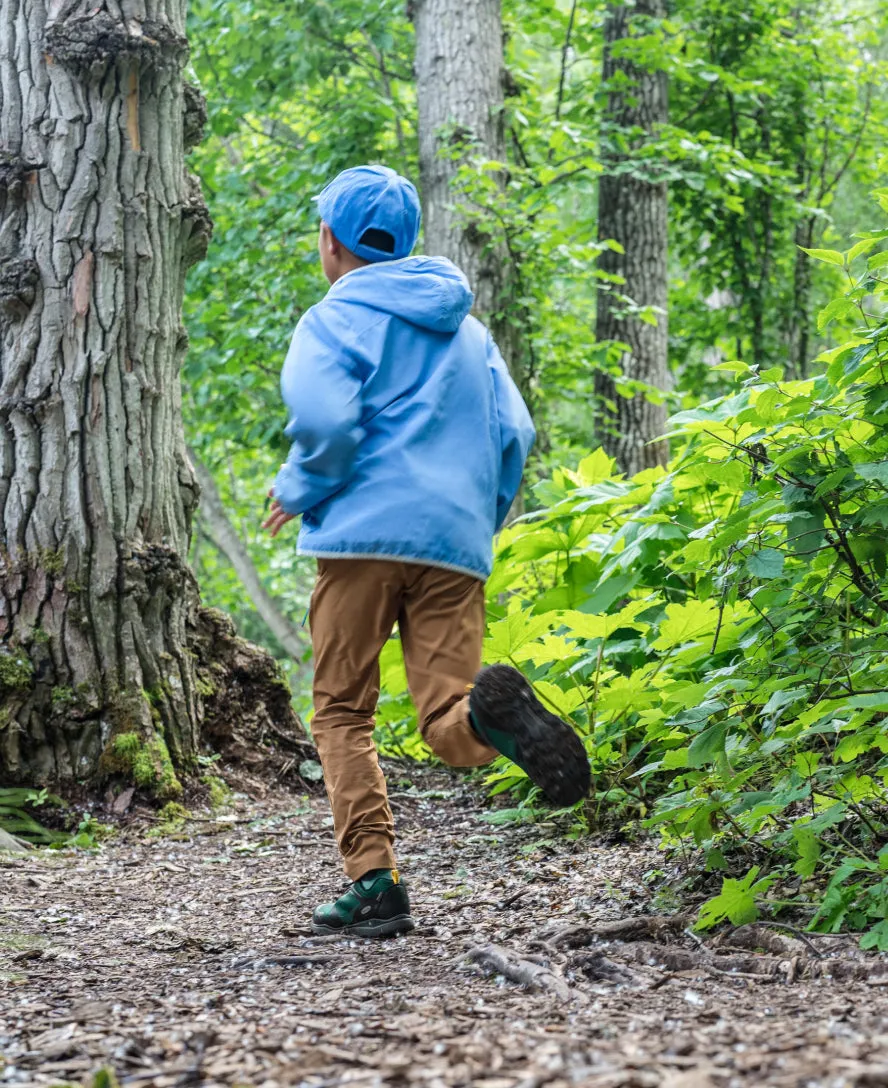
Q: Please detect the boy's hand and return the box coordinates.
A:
[262,488,295,538]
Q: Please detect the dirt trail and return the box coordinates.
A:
[2,763,887,1088]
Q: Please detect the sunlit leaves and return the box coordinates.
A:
[695,867,776,930]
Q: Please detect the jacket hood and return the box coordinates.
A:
[327,255,474,333]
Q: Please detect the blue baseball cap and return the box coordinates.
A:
[315,165,422,263]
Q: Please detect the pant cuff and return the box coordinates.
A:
[342,841,398,882]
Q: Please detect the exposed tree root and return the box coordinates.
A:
[570,950,645,987]
[466,943,572,1001]
[547,913,694,949]
[721,923,819,960]
[621,941,888,984]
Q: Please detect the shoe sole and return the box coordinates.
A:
[471,665,591,807]
[311,914,416,938]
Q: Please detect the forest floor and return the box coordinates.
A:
[1,761,888,1088]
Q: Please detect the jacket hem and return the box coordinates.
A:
[297,547,487,582]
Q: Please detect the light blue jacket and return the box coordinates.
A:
[273,256,535,580]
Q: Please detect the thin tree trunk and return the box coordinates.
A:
[789,215,815,378]
[413,0,529,403]
[0,0,303,791]
[189,450,308,665]
[594,0,670,477]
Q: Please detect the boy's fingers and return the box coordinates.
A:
[269,514,293,538]
[263,508,295,537]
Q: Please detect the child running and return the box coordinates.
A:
[263,165,591,937]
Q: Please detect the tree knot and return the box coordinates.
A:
[44,13,188,75]
[182,173,213,268]
[183,83,208,151]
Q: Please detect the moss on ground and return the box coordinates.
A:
[201,774,231,809]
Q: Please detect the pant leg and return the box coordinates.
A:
[310,558,404,880]
[398,565,497,768]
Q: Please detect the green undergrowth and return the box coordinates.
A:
[0,788,63,847]
[378,206,888,948]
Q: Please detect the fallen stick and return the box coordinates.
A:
[466,943,572,1001]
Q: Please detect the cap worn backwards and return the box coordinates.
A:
[314,165,422,264]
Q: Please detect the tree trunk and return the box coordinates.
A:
[413,0,528,401]
[0,0,302,792]
[788,215,815,378]
[189,450,308,665]
[594,0,670,477]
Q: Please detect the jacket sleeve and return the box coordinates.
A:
[273,306,365,516]
[488,335,536,530]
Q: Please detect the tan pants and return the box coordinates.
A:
[309,558,497,879]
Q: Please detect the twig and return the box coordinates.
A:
[554,0,579,125]
[498,886,532,910]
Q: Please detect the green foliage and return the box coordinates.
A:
[0,788,62,847]
[64,814,117,851]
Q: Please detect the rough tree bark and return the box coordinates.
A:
[594,0,670,477]
[189,449,308,664]
[0,0,303,791]
[412,0,528,401]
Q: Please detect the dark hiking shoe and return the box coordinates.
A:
[469,664,591,807]
[312,869,415,938]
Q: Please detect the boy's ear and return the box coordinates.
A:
[320,221,341,255]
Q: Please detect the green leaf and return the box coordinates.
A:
[562,600,650,641]
[485,611,554,659]
[855,461,888,486]
[847,237,880,262]
[867,249,888,272]
[651,600,720,650]
[786,512,825,554]
[800,247,845,267]
[695,867,775,930]
[817,298,856,331]
[793,827,821,878]
[861,921,888,952]
[746,547,785,579]
[687,720,729,768]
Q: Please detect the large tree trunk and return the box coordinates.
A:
[413,0,528,401]
[0,0,301,793]
[594,0,670,477]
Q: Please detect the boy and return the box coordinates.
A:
[263,165,590,937]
